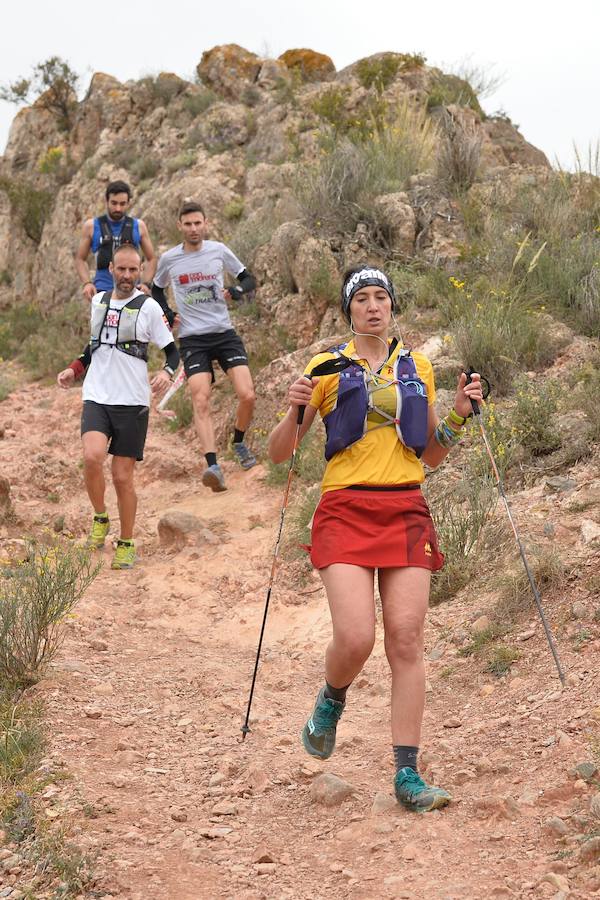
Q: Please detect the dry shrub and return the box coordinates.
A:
[426,468,497,604]
[0,542,99,689]
[436,109,482,193]
[494,546,564,624]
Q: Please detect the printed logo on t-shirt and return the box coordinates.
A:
[179,274,190,284]
[105,310,119,328]
[184,285,217,305]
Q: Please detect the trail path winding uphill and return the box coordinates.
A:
[1,371,600,900]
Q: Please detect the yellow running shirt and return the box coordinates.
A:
[304,339,436,494]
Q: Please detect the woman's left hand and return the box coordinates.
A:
[453,371,483,419]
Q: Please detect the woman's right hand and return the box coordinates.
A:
[288,375,318,410]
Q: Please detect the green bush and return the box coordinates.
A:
[164,384,194,433]
[165,150,196,174]
[356,52,425,93]
[21,300,89,377]
[510,377,561,456]
[485,645,520,677]
[0,542,99,690]
[311,87,352,134]
[183,88,216,117]
[223,197,244,221]
[0,177,53,243]
[295,102,436,235]
[0,56,79,129]
[427,71,483,116]
[266,430,325,487]
[573,355,600,442]
[0,303,39,360]
[448,289,556,394]
[308,255,339,307]
[0,694,43,783]
[494,546,564,623]
[283,484,321,559]
[228,205,281,267]
[426,468,497,604]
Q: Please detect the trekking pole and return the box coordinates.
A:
[466,370,566,686]
[157,366,186,413]
[241,400,306,740]
[241,355,354,739]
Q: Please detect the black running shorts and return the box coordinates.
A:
[179,329,249,381]
[81,401,149,461]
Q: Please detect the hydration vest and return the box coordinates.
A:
[90,292,149,361]
[95,215,137,272]
[323,342,429,461]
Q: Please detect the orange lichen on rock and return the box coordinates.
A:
[278,49,335,82]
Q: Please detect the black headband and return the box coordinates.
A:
[341,268,396,320]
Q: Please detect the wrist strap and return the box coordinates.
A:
[448,407,468,426]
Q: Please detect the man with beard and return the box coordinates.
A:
[58,245,178,570]
[152,200,257,492]
[76,180,156,301]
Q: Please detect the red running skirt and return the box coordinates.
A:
[308,486,444,571]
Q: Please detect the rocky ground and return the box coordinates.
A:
[0,362,600,900]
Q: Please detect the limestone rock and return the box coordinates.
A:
[197,44,262,99]
[291,237,339,317]
[581,519,600,544]
[483,117,550,168]
[279,49,335,82]
[471,615,492,634]
[373,192,416,256]
[581,837,600,862]
[310,773,355,807]
[371,792,398,814]
[590,793,600,821]
[157,510,216,549]
[197,103,250,153]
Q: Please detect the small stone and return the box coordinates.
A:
[443,717,462,729]
[590,793,600,821]
[209,773,225,787]
[89,638,108,651]
[574,762,598,782]
[545,476,577,493]
[428,646,445,661]
[93,682,114,696]
[199,827,233,839]
[371,792,397,815]
[402,842,419,861]
[516,628,536,641]
[255,863,276,875]
[252,848,275,864]
[557,730,573,748]
[480,684,496,697]
[545,816,569,836]
[170,810,187,823]
[212,801,237,816]
[580,837,600,862]
[571,601,588,620]
[471,615,491,634]
[539,873,569,893]
[581,519,600,544]
[110,774,127,789]
[84,707,102,719]
[310,774,355,807]
[453,769,474,786]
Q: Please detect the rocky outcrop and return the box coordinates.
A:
[279,49,335,82]
[197,44,262,99]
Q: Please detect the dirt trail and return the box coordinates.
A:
[1,372,600,900]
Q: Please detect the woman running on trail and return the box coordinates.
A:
[268,265,483,812]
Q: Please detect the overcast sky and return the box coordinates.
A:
[1,0,598,170]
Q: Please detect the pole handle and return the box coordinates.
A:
[465,368,481,417]
[297,405,306,425]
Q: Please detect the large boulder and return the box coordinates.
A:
[197,45,262,99]
[0,475,11,519]
[484,116,550,168]
[279,49,335,83]
[292,236,339,317]
[196,103,251,153]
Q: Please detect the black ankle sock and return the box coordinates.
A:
[94,512,108,522]
[205,452,217,467]
[324,681,350,704]
[233,428,245,445]
[393,745,419,773]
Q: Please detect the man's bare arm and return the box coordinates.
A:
[138,220,157,287]
[76,219,96,301]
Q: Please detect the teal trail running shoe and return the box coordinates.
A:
[394,766,451,813]
[202,463,227,492]
[301,687,345,760]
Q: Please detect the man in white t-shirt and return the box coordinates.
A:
[57,245,179,570]
[152,201,257,493]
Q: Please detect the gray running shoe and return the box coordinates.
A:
[232,441,257,470]
[202,463,227,492]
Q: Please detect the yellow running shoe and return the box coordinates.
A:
[86,514,109,549]
[111,539,136,570]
